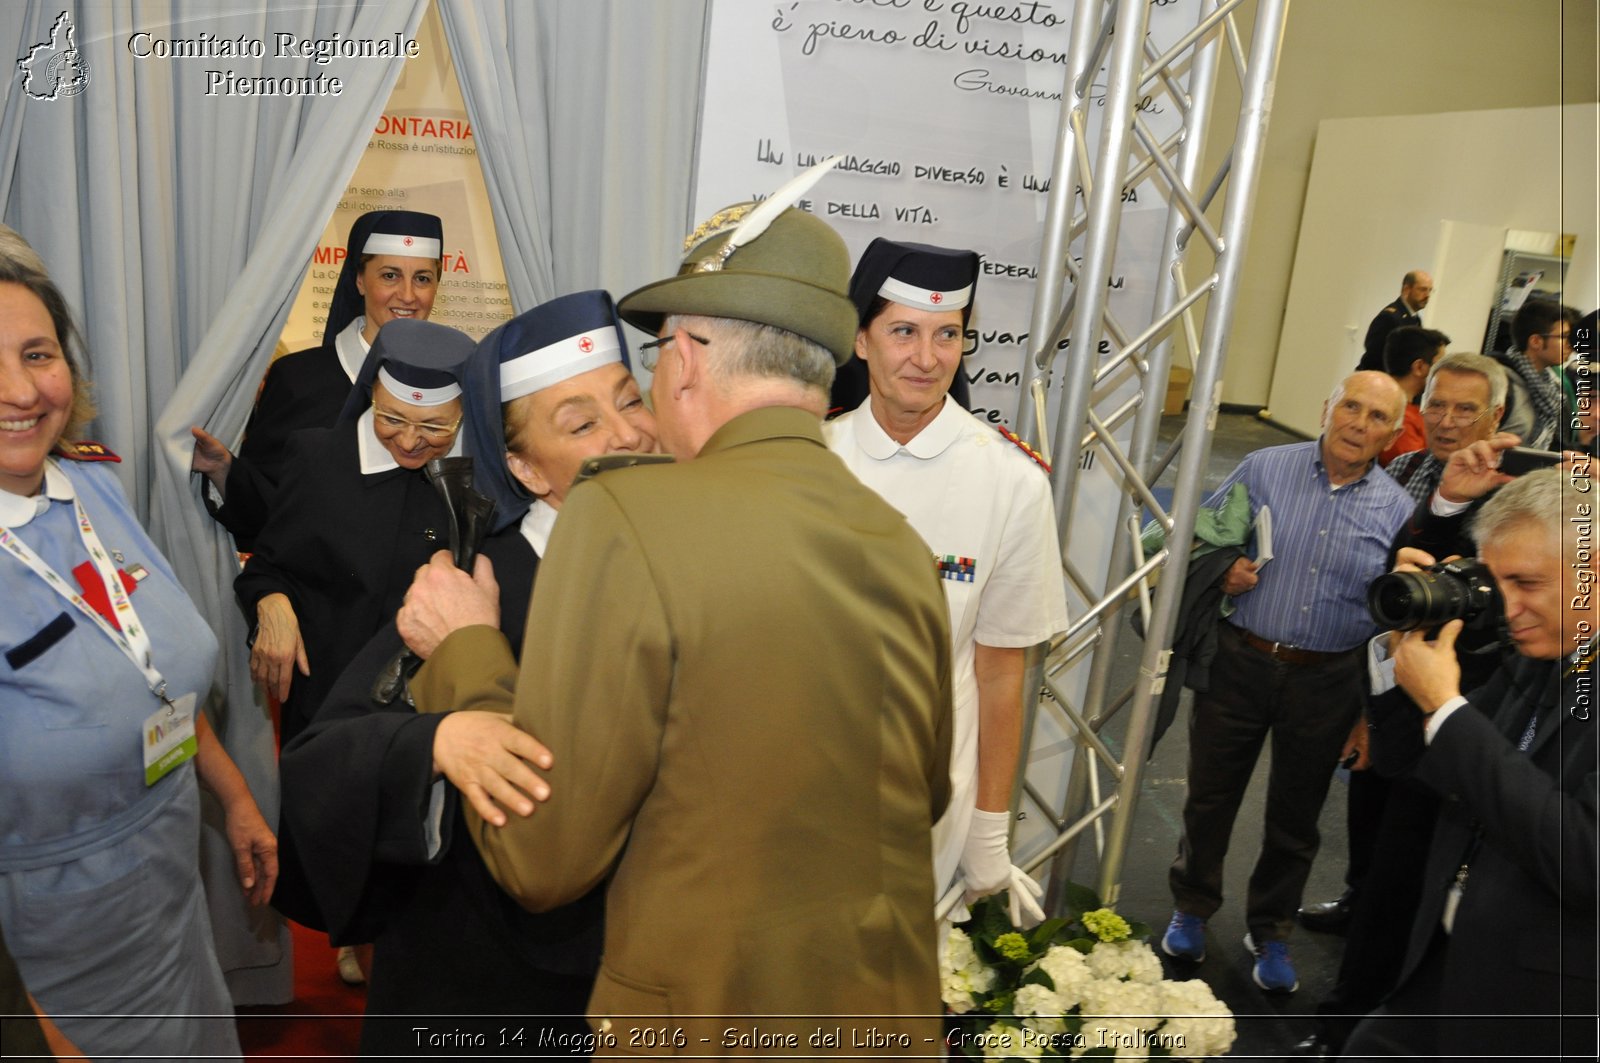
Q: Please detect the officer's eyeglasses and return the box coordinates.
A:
[639,331,711,371]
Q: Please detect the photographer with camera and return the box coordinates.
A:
[1342,468,1597,1060]
[1298,423,1579,1057]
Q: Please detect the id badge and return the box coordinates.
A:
[143,692,198,786]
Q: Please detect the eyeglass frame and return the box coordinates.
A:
[370,401,464,442]
[638,330,711,371]
[1419,398,1493,428]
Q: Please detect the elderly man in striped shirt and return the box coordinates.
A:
[1160,371,1411,994]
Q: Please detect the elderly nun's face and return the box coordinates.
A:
[371,380,462,470]
[0,282,75,496]
[356,255,440,342]
[504,363,657,507]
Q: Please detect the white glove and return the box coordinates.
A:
[959,808,1047,927]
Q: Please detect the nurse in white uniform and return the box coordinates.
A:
[824,239,1069,926]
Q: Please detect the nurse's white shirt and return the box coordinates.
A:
[825,398,1069,891]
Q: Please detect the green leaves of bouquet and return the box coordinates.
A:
[941,884,1234,1061]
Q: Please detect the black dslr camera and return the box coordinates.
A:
[1367,558,1501,634]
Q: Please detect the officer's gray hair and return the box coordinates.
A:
[663,314,835,395]
[1423,352,1508,414]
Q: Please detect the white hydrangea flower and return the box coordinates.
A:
[1079,976,1161,1027]
[1154,978,1237,1060]
[1074,979,1158,1061]
[1021,1013,1068,1042]
[940,927,996,1014]
[1011,981,1070,1036]
[1028,944,1093,1008]
[1085,939,1164,984]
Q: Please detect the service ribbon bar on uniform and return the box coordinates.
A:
[936,554,977,582]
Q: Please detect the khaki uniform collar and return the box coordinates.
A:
[700,405,826,457]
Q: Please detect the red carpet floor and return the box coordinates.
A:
[237,921,365,1060]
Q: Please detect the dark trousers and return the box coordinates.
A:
[1313,779,1441,1049]
[1169,623,1364,942]
[1340,767,1387,892]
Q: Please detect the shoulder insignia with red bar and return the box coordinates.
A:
[58,440,121,463]
[996,426,1050,474]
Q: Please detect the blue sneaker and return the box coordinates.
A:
[1245,933,1299,993]
[1160,911,1206,962]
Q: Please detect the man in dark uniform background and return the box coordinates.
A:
[1357,270,1432,372]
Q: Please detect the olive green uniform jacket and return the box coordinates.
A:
[415,406,953,1053]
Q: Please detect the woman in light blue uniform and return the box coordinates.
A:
[0,248,275,1060]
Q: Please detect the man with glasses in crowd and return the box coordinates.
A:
[1379,353,1509,507]
[1496,299,1580,450]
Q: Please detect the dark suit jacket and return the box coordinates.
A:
[1383,655,1597,1057]
[1358,297,1421,372]
[413,406,954,1051]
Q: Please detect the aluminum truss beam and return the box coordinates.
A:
[1012,0,1291,906]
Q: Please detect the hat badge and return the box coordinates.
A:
[930,291,944,304]
[578,336,594,353]
[411,390,423,400]
[403,236,414,247]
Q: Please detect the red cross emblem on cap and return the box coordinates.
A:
[578,336,594,353]
[403,236,415,247]
[411,391,423,400]
[929,291,944,304]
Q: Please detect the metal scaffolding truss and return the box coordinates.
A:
[1010,0,1291,907]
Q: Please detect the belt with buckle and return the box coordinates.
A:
[1228,623,1354,665]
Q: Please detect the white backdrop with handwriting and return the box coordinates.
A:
[694,0,1198,425]
[694,0,1202,869]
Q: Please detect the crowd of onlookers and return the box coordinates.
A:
[1158,270,1594,1059]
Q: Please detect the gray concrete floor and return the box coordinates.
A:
[1049,411,1351,1061]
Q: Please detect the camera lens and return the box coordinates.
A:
[1368,571,1456,630]
[1366,560,1501,632]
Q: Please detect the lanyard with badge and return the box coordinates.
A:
[0,490,197,786]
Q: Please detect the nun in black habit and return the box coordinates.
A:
[234,317,475,750]
[193,210,445,549]
[277,291,658,1055]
